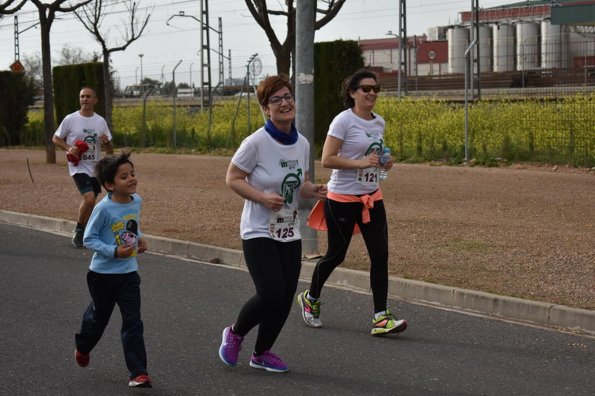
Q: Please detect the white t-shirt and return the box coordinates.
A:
[54,111,112,176]
[326,108,386,195]
[232,127,310,242]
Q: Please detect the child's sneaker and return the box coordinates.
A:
[371,310,408,336]
[74,349,89,367]
[128,374,152,388]
[297,290,322,328]
[219,325,244,366]
[249,351,288,373]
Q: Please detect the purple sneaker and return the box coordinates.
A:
[219,326,244,366]
[249,351,288,373]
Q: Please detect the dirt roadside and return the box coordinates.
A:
[1,149,593,309]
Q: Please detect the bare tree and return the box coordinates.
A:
[22,47,95,93]
[244,0,347,75]
[30,0,93,164]
[0,0,27,15]
[22,53,43,90]
[58,44,98,65]
[75,0,151,130]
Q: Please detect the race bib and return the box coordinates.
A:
[268,207,297,241]
[357,167,379,185]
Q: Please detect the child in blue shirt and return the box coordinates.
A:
[74,152,151,388]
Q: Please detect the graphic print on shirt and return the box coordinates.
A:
[81,131,98,162]
[111,214,139,256]
[269,159,303,241]
[357,139,384,184]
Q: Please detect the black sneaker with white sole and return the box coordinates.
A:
[72,229,84,248]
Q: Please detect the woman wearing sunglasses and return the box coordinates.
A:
[298,68,408,336]
[219,75,327,373]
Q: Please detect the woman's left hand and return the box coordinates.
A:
[312,184,327,200]
[382,158,394,171]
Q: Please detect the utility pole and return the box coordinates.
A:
[172,60,183,150]
[472,0,481,100]
[296,0,318,256]
[139,53,144,94]
[14,16,19,61]
[217,17,224,90]
[13,15,40,62]
[398,0,408,95]
[228,49,232,85]
[199,0,211,111]
[166,1,229,109]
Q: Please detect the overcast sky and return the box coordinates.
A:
[0,0,517,88]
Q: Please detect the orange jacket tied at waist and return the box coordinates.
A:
[307,189,383,234]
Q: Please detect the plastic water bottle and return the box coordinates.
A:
[378,147,391,181]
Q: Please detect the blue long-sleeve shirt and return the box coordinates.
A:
[83,193,143,274]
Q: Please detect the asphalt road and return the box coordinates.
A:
[1,223,593,396]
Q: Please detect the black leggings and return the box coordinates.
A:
[308,198,389,313]
[234,238,302,354]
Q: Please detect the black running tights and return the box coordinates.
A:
[308,198,389,313]
[233,238,302,354]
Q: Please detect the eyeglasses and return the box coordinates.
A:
[356,84,381,93]
[268,93,294,106]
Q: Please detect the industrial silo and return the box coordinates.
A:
[448,26,469,74]
[516,22,540,71]
[470,25,493,72]
[493,24,515,72]
[541,20,569,69]
[568,30,594,68]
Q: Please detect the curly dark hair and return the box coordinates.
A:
[340,68,378,109]
[95,152,134,189]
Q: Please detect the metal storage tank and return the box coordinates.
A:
[493,24,515,72]
[568,31,595,66]
[447,27,469,74]
[541,20,569,69]
[470,25,493,72]
[516,22,540,71]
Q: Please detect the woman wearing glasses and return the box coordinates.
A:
[218,75,327,373]
[297,68,408,336]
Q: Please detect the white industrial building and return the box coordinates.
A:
[360,0,594,89]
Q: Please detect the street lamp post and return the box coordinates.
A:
[138,53,144,84]
[386,31,401,98]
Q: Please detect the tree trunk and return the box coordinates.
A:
[40,15,56,164]
[275,45,292,76]
[102,51,113,131]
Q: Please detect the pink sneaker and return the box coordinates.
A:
[249,350,288,373]
[218,326,244,366]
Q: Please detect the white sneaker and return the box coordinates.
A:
[297,290,322,328]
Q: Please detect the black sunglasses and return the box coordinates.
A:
[356,84,381,93]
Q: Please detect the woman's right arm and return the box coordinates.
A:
[321,135,379,170]
[225,162,284,211]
